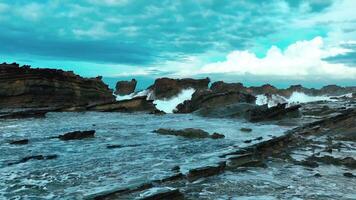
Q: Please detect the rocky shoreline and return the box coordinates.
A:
[1,62,355,199]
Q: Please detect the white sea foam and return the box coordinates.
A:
[256,92,343,107]
[115,89,151,101]
[153,88,195,113]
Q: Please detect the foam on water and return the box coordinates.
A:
[256,92,345,107]
[115,90,151,101]
[153,88,195,113]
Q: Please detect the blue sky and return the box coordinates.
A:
[0,0,355,87]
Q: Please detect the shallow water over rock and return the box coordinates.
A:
[0,112,289,199]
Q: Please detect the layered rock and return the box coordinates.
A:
[175,90,256,113]
[88,96,158,113]
[147,77,210,99]
[115,79,137,95]
[0,63,115,109]
[209,81,356,97]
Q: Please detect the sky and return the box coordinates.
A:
[0,0,355,88]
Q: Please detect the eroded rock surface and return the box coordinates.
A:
[0,63,115,109]
[147,77,210,99]
[115,79,137,95]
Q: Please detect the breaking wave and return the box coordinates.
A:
[153,88,195,113]
[256,92,348,107]
[115,90,151,101]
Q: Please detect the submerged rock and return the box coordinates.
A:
[9,139,29,145]
[240,128,253,132]
[58,130,95,141]
[115,79,137,95]
[343,172,355,178]
[8,154,58,166]
[0,63,115,109]
[154,128,224,139]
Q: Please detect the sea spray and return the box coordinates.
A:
[256,92,339,107]
[153,88,195,113]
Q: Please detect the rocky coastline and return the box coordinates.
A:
[1,62,355,199]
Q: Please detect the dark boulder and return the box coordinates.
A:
[58,130,95,141]
[148,77,210,99]
[244,103,301,122]
[240,128,253,132]
[115,79,137,95]
[343,172,355,178]
[9,139,29,145]
[154,128,224,139]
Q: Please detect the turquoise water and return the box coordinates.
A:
[0,112,288,199]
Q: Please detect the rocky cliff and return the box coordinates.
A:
[0,63,115,109]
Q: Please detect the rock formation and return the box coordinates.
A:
[175,90,256,113]
[147,77,210,99]
[0,63,115,109]
[88,96,158,113]
[209,81,356,97]
[115,79,137,95]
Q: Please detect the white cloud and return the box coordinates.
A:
[198,37,356,79]
[17,3,44,21]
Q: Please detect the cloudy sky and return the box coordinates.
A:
[1,0,355,87]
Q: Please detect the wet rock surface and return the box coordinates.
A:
[0,109,49,119]
[140,189,184,200]
[9,139,29,145]
[88,96,158,113]
[154,128,224,139]
[244,103,301,122]
[57,130,95,141]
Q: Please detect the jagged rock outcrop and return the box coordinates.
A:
[209,81,356,98]
[175,90,256,113]
[0,63,115,109]
[88,96,158,113]
[210,81,245,93]
[115,79,137,95]
[147,77,210,99]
